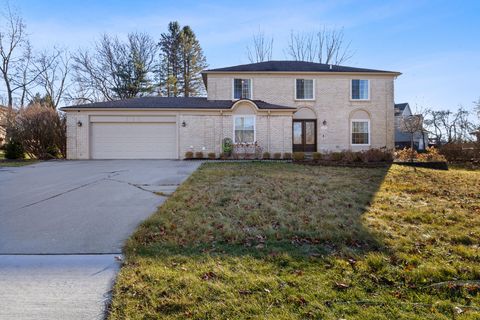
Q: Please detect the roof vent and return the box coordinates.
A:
[329,64,332,70]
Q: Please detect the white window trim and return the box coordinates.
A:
[233,115,256,143]
[232,78,253,100]
[350,119,371,146]
[350,79,370,101]
[294,78,315,101]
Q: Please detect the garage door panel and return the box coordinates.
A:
[90,122,177,159]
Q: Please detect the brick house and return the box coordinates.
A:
[61,61,401,159]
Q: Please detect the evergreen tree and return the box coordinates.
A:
[179,26,208,97]
[158,22,182,97]
[158,22,207,97]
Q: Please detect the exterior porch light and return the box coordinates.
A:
[77,121,83,127]
[181,120,187,127]
[322,120,327,126]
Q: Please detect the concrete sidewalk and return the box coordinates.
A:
[0,255,120,320]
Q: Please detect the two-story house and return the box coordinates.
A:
[61,61,400,159]
[394,102,428,150]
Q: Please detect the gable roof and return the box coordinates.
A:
[394,103,410,116]
[60,97,296,111]
[204,60,401,74]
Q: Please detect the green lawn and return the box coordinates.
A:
[109,163,480,319]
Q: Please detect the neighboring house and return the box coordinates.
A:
[0,105,7,146]
[394,102,428,150]
[61,61,400,159]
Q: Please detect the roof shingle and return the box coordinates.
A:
[204,60,400,74]
[61,97,296,110]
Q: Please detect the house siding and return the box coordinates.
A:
[65,109,292,159]
[207,73,395,150]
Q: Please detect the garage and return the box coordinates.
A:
[89,116,177,159]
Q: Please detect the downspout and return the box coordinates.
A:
[267,110,271,153]
[220,110,224,154]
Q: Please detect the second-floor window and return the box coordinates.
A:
[351,79,369,100]
[233,79,252,99]
[295,79,314,100]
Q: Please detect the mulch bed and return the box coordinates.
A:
[393,161,449,170]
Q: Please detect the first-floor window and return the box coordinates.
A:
[351,120,370,145]
[234,116,255,143]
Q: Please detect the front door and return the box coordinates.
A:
[293,120,317,152]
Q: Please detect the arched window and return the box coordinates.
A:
[350,109,370,146]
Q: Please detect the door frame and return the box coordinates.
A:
[292,119,317,152]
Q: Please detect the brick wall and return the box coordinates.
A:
[207,73,396,150]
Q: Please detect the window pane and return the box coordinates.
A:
[234,116,255,143]
[352,121,369,144]
[359,80,369,99]
[352,79,369,100]
[234,79,242,99]
[304,80,313,99]
[305,122,315,144]
[296,79,305,99]
[293,122,302,144]
[352,80,360,99]
[234,116,243,129]
[243,117,254,130]
[296,79,313,99]
[234,79,251,99]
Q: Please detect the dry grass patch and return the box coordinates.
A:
[109,163,480,319]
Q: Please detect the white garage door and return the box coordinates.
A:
[90,122,177,159]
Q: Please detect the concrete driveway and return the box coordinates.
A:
[0,160,201,254]
[0,160,201,319]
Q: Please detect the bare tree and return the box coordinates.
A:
[285,27,353,64]
[424,107,475,145]
[400,114,424,161]
[0,4,49,110]
[0,4,27,109]
[35,48,71,109]
[72,32,158,103]
[246,30,273,63]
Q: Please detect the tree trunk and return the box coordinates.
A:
[410,133,414,162]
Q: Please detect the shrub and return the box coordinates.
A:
[220,152,229,160]
[417,147,446,162]
[329,152,344,161]
[184,151,194,159]
[207,152,216,160]
[343,150,361,163]
[4,137,24,159]
[395,148,417,162]
[222,137,233,156]
[394,147,446,162]
[262,152,271,159]
[14,103,66,159]
[273,152,281,160]
[361,148,392,163]
[283,152,292,160]
[232,142,262,160]
[312,152,322,161]
[439,143,479,162]
[292,152,305,161]
[195,151,204,159]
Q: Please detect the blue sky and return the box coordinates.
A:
[10,0,480,112]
